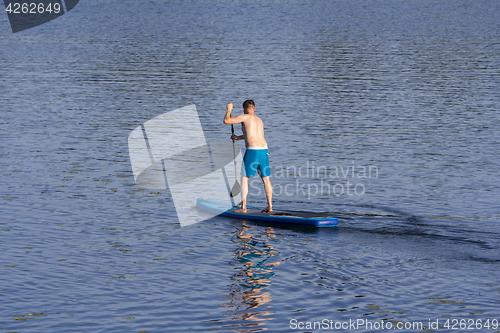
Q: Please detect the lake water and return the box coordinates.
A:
[1,0,499,332]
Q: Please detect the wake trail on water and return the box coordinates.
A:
[335,202,500,264]
[275,199,500,264]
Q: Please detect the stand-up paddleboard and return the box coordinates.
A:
[197,198,338,227]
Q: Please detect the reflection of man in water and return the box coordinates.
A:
[221,222,281,323]
[236,224,279,289]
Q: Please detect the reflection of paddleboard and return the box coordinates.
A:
[197,198,338,227]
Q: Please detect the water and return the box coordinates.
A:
[1,0,499,332]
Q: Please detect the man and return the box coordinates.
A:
[223,100,273,213]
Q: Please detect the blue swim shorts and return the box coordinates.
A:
[241,147,270,178]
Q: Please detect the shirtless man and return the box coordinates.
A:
[223,100,273,213]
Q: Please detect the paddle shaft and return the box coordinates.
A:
[231,125,238,179]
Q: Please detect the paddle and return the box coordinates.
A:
[230,124,240,197]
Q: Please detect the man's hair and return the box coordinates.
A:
[243,100,255,110]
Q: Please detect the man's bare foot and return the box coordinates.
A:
[233,208,247,213]
[262,206,273,213]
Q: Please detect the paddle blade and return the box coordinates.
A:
[230,181,240,197]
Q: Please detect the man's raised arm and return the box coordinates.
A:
[223,102,248,124]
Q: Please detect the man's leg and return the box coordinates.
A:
[234,176,249,213]
[262,176,273,212]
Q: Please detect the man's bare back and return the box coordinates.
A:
[241,114,267,148]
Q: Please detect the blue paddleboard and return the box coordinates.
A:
[197,198,338,227]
